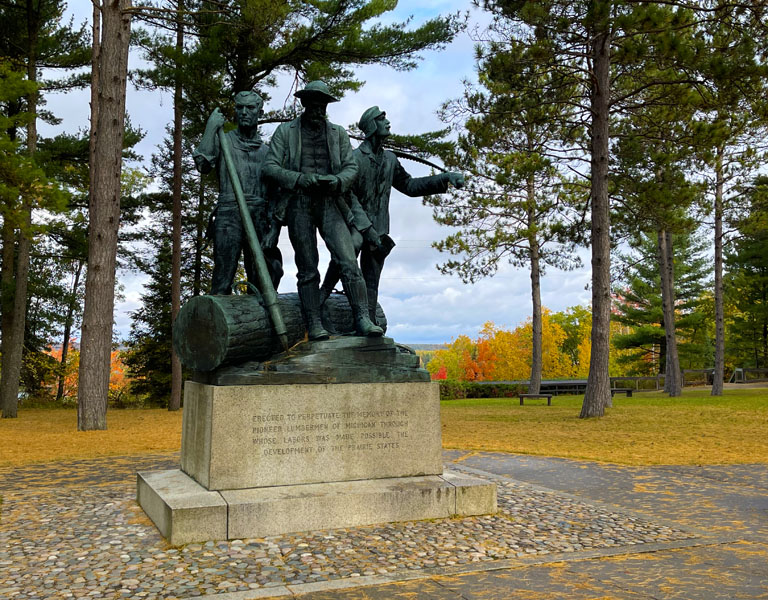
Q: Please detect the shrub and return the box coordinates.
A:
[438,380,525,400]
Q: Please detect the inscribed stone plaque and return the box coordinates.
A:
[180,381,442,490]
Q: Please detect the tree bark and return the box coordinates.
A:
[711,149,725,396]
[56,260,83,403]
[173,293,387,371]
[527,178,542,395]
[78,0,131,431]
[0,223,19,419]
[762,280,767,367]
[169,0,184,412]
[658,229,682,396]
[1,1,38,419]
[0,220,30,420]
[581,18,612,419]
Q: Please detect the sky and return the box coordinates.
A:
[47,0,592,345]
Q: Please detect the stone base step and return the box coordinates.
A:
[137,469,497,546]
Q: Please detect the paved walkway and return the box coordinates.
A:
[1,451,766,599]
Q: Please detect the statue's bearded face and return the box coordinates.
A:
[235,101,261,127]
[301,97,328,125]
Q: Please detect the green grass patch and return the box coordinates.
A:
[441,387,768,465]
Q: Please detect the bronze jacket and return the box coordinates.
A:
[263,116,358,223]
[193,129,269,205]
[350,139,451,235]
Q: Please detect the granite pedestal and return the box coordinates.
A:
[137,372,496,545]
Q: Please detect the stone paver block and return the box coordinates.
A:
[223,474,456,539]
[443,470,498,515]
[136,469,227,545]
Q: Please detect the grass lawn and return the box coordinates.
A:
[1,387,766,468]
[0,408,183,468]
[442,387,768,465]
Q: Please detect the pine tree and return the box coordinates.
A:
[0,0,89,418]
[691,13,768,395]
[470,0,761,415]
[79,0,132,430]
[724,177,768,370]
[613,231,711,377]
[430,21,583,395]
[123,230,175,406]
[612,78,703,396]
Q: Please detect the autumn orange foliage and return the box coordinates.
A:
[427,311,584,382]
[43,344,131,403]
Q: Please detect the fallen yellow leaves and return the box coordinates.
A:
[2,387,766,468]
[0,409,182,467]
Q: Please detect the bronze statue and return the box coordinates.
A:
[263,81,383,341]
[193,90,283,295]
[319,106,464,324]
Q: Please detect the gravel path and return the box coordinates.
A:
[0,453,697,599]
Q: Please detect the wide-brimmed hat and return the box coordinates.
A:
[294,80,339,103]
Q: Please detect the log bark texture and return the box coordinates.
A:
[173,292,387,372]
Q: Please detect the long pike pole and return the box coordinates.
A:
[218,129,290,351]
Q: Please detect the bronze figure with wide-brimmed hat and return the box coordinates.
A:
[263,82,383,340]
[293,80,340,103]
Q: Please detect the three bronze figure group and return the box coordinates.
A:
[193,81,464,342]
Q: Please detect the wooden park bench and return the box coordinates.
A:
[611,388,633,397]
[519,393,553,406]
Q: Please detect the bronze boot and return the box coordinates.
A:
[346,278,383,337]
[298,285,330,340]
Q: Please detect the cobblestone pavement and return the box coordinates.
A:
[1,451,765,599]
[291,453,768,599]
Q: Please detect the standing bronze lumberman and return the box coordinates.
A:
[193,90,283,295]
[320,106,464,324]
[263,81,383,340]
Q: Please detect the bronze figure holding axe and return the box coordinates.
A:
[193,90,289,350]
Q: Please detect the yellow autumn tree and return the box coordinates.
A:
[479,313,574,381]
[479,322,529,380]
[426,335,477,380]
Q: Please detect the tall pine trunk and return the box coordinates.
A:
[169,0,184,412]
[0,222,15,414]
[1,3,38,419]
[527,177,542,395]
[658,229,682,396]
[0,219,30,420]
[711,149,725,396]
[581,16,612,418]
[78,0,131,431]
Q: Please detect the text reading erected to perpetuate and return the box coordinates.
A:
[251,409,410,456]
